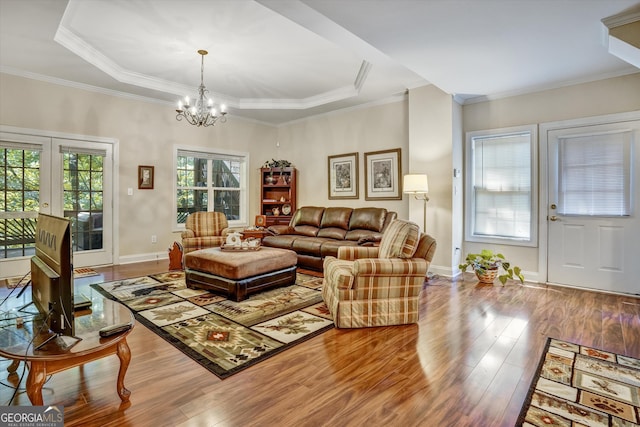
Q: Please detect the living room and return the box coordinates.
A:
[1,1,640,425]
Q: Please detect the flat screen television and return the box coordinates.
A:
[31,213,75,337]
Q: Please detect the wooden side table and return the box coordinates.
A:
[241,229,268,242]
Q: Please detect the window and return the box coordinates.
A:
[174,147,248,228]
[465,125,537,246]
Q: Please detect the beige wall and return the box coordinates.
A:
[462,72,640,276]
[0,73,276,260]
[3,71,640,275]
[276,99,409,216]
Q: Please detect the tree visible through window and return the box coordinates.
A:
[175,149,246,227]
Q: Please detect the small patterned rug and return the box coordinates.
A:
[4,267,99,288]
[517,337,640,426]
[91,271,332,379]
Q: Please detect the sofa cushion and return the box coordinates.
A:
[293,225,319,237]
[348,208,387,232]
[345,230,383,242]
[378,220,420,259]
[320,207,352,230]
[317,227,347,240]
[319,239,359,258]
[291,206,325,227]
[292,237,331,256]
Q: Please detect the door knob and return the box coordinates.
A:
[42,202,49,208]
[549,215,558,221]
[550,204,557,209]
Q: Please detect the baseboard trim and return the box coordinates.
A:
[118,251,168,265]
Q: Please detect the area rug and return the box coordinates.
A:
[4,267,99,288]
[91,271,333,379]
[517,337,640,426]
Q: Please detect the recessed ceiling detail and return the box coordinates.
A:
[54,0,373,111]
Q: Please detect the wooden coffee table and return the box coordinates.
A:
[0,296,134,405]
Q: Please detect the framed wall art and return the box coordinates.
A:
[328,152,359,199]
[138,165,154,190]
[364,148,402,200]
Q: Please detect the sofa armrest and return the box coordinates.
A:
[357,234,382,246]
[337,246,380,261]
[181,229,195,239]
[267,225,294,235]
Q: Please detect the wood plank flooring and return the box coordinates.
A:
[1,260,639,426]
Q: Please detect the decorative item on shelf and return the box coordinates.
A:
[255,215,266,227]
[262,159,293,183]
[279,196,286,202]
[458,249,524,285]
[282,203,292,215]
[272,207,280,216]
[175,50,227,128]
[265,175,275,185]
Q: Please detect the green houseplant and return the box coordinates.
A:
[458,249,524,285]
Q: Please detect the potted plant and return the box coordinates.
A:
[458,249,524,285]
[262,159,292,184]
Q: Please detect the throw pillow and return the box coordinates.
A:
[378,220,420,259]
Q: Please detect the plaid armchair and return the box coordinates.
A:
[181,212,229,254]
[322,220,436,328]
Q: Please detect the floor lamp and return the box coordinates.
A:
[403,174,429,232]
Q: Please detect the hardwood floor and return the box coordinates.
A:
[2,260,639,426]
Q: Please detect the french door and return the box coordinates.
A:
[545,114,640,295]
[1,131,114,278]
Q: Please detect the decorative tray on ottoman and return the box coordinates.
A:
[221,244,261,252]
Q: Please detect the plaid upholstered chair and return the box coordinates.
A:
[181,211,229,254]
[322,220,436,328]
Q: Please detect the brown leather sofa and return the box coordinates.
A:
[262,206,397,271]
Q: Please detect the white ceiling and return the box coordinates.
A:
[0,0,638,126]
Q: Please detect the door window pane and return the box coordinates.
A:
[558,132,631,216]
[0,147,40,258]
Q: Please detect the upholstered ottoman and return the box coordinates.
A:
[184,247,297,301]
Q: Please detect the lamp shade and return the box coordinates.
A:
[403,174,429,194]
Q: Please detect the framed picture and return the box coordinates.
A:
[328,152,359,199]
[364,148,402,200]
[138,165,154,189]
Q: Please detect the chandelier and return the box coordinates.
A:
[176,50,227,127]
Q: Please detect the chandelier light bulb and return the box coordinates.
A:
[175,49,228,127]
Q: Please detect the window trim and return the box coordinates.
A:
[464,124,538,247]
[173,145,250,231]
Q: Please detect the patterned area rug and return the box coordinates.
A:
[91,271,333,379]
[518,337,640,426]
[4,267,99,288]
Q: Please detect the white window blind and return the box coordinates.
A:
[465,125,537,246]
[557,131,631,216]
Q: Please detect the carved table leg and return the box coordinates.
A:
[7,359,19,373]
[26,361,46,405]
[116,338,131,402]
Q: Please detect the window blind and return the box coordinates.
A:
[558,131,631,216]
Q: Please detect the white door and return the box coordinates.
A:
[0,133,114,278]
[546,116,640,295]
[51,138,113,268]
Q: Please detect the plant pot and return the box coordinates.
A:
[475,268,498,284]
